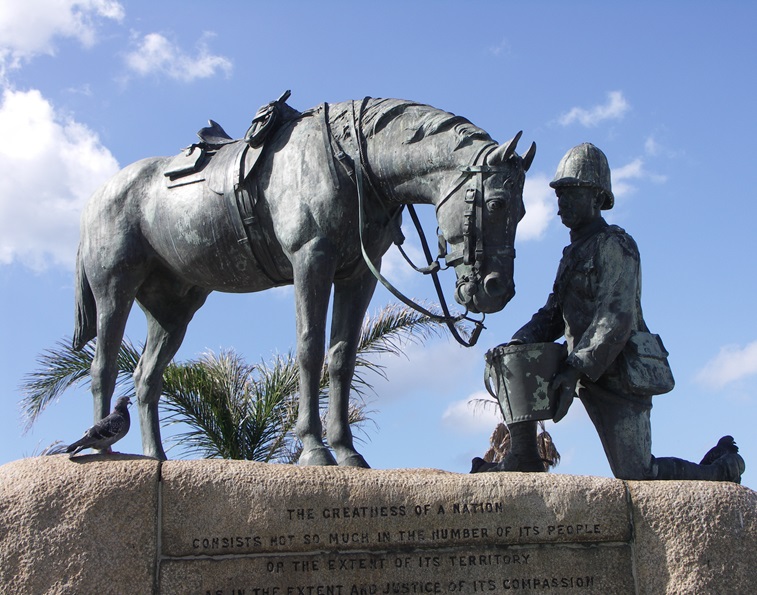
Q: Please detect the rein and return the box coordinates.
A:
[347,99,513,348]
[354,151,485,348]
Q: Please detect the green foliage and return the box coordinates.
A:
[19,339,141,433]
[19,303,450,460]
[159,350,301,461]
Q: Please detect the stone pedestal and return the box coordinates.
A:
[1,456,755,594]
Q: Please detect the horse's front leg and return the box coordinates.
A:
[293,240,338,466]
[327,269,378,468]
[87,265,142,450]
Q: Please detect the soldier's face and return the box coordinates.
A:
[556,186,601,230]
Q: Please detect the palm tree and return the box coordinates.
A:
[20,303,453,461]
[480,420,560,471]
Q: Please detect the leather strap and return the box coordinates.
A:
[348,100,484,346]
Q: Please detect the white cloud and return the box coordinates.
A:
[441,391,501,434]
[612,157,667,197]
[377,222,428,284]
[0,87,119,270]
[370,339,481,400]
[696,341,757,390]
[644,136,661,156]
[124,32,232,82]
[612,158,644,196]
[487,39,512,57]
[519,172,554,241]
[0,0,124,70]
[558,91,630,128]
[643,134,681,160]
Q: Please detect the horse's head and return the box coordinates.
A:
[436,132,535,314]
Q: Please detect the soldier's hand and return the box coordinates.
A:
[551,364,581,423]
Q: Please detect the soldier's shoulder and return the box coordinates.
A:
[603,224,636,242]
[602,224,639,254]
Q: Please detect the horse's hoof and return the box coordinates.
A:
[142,448,167,461]
[298,446,337,466]
[338,453,370,468]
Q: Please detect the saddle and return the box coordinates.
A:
[163,90,299,191]
[163,91,301,284]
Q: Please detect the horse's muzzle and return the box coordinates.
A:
[454,271,514,314]
[483,272,509,298]
[455,278,479,307]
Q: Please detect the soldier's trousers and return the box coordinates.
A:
[577,376,655,480]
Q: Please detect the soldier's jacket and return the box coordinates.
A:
[512,219,648,383]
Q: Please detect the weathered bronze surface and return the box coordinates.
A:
[73,95,534,465]
[475,143,744,482]
[484,342,566,423]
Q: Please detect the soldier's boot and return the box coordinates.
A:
[653,453,745,484]
[471,421,545,473]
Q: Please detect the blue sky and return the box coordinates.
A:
[1,1,755,487]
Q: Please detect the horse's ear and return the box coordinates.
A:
[487,131,522,164]
[522,141,536,172]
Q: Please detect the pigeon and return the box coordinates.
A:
[66,396,131,458]
[700,435,739,465]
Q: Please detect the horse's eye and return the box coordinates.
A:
[487,199,505,212]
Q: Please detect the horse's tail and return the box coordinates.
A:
[73,247,97,351]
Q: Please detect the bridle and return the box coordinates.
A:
[346,99,520,347]
[436,161,518,267]
[434,145,519,308]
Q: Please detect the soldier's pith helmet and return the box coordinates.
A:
[549,143,614,210]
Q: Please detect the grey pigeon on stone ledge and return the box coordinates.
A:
[66,396,131,458]
[700,435,739,465]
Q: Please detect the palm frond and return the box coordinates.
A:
[161,350,306,461]
[357,303,448,357]
[483,422,511,463]
[480,419,560,471]
[469,394,500,416]
[19,337,141,433]
[536,420,560,469]
[26,440,69,457]
[20,303,450,462]
[348,303,452,393]
[162,351,256,459]
[252,352,303,461]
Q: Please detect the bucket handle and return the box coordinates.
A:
[484,359,498,399]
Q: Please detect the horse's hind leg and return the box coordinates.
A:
[91,296,133,424]
[88,268,142,438]
[134,275,209,459]
[327,270,378,468]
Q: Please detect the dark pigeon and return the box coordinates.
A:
[66,396,131,458]
[700,435,739,465]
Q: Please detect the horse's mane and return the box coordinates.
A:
[361,98,493,151]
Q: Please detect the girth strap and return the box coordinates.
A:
[235,178,292,285]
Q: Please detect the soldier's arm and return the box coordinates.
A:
[510,291,565,344]
[567,233,639,381]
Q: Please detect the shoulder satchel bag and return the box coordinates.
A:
[618,331,675,396]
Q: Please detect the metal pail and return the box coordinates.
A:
[484,342,568,424]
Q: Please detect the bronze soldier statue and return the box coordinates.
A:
[473,143,745,482]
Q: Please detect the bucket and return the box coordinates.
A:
[484,342,567,424]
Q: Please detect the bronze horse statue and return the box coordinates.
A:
[73,97,535,465]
